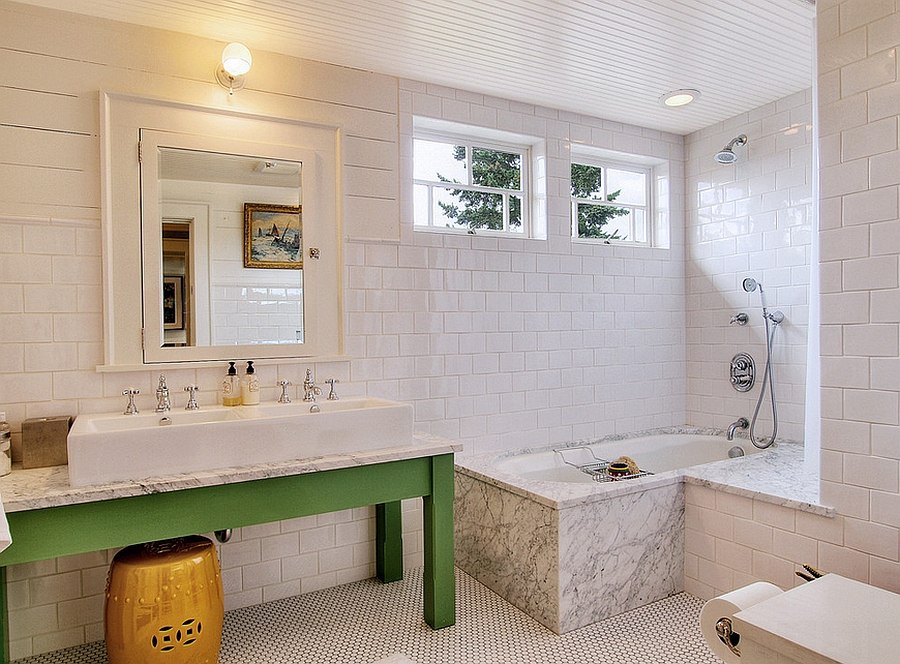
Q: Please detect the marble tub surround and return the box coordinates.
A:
[0,432,461,512]
[455,427,823,634]
[455,473,560,630]
[557,481,684,631]
[456,455,685,633]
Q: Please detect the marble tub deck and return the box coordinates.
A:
[454,427,828,635]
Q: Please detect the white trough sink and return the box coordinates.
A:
[67,397,414,487]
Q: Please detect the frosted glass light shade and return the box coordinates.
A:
[659,89,700,107]
[221,43,252,76]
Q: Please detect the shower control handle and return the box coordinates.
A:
[730,353,755,392]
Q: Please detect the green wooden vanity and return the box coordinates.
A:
[0,446,457,663]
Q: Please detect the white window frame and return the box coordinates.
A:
[413,130,532,237]
[571,156,653,247]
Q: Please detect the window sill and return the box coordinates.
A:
[571,237,655,249]
[413,225,534,240]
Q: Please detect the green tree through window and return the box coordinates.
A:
[571,163,630,240]
[437,146,522,231]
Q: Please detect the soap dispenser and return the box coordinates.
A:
[241,361,260,406]
[222,362,241,406]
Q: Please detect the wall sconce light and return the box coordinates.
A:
[215,42,252,95]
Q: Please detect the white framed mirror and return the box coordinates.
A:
[101,92,342,368]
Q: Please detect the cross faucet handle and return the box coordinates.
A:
[183,385,200,410]
[325,378,340,401]
[122,388,140,415]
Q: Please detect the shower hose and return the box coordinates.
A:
[749,314,779,449]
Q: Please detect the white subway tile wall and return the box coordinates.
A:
[684,89,814,442]
[354,79,687,452]
[817,0,900,593]
[210,286,303,346]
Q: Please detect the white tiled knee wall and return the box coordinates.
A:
[683,484,842,599]
[7,499,423,660]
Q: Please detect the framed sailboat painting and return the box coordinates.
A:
[243,203,303,269]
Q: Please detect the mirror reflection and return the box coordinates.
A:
[154,148,303,348]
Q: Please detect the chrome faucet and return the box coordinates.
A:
[727,417,749,441]
[122,388,140,415]
[184,385,200,411]
[302,369,321,403]
[155,374,171,412]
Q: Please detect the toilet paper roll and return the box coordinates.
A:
[700,581,784,664]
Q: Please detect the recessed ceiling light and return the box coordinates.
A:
[659,89,701,108]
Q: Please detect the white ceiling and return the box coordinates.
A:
[18,0,815,135]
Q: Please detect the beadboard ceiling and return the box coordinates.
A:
[17,0,815,135]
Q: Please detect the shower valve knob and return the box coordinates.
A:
[730,352,755,393]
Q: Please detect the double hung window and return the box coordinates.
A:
[414,135,528,235]
[571,160,651,244]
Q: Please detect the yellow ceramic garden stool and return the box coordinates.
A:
[105,535,224,664]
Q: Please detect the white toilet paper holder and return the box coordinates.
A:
[715,617,741,657]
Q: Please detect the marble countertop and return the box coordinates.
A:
[457,427,832,516]
[0,433,461,513]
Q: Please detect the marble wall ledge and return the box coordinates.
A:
[0,432,461,513]
[682,440,831,516]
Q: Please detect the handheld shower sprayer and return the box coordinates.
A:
[742,276,784,448]
[742,277,784,325]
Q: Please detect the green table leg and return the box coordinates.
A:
[0,567,7,664]
[423,454,455,629]
[375,501,403,583]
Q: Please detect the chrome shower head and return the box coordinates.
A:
[715,134,748,164]
[742,277,759,293]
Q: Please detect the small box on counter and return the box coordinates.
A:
[22,415,73,469]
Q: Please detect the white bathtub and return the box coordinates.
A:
[496,433,760,484]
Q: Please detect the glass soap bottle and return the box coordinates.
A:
[241,361,260,406]
[222,362,241,406]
